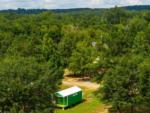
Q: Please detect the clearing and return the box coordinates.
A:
[55,75,108,113]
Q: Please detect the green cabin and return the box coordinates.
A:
[54,86,82,109]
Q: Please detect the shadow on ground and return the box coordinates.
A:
[55,99,87,110]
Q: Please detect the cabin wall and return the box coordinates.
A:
[67,91,82,106]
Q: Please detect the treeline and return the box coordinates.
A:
[125,5,150,10]
[0,5,150,14]
[0,7,150,113]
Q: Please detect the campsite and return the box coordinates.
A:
[54,75,108,113]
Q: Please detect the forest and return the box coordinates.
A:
[0,6,150,113]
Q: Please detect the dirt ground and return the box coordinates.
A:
[63,76,99,90]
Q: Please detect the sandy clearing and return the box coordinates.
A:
[62,76,99,90]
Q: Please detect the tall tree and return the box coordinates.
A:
[100,56,143,113]
[0,56,63,113]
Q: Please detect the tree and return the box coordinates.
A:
[132,31,150,55]
[138,58,150,110]
[0,56,63,113]
[68,29,111,78]
[69,41,98,76]
[102,7,128,24]
[100,56,143,113]
[58,25,88,67]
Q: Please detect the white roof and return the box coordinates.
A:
[56,86,82,97]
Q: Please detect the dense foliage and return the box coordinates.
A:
[0,7,150,113]
[0,12,64,113]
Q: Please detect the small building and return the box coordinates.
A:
[54,86,82,109]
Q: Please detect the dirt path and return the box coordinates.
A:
[63,76,99,90]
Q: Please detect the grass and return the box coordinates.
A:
[54,85,104,113]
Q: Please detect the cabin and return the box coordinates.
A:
[54,86,82,109]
